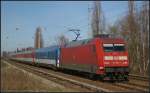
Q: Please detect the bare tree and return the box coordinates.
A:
[56,34,69,46]
[127,1,138,72]
[115,14,130,40]
[137,1,149,75]
[108,24,120,38]
[91,1,105,37]
[117,1,149,76]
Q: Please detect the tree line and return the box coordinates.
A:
[107,1,149,76]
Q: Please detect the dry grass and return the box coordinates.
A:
[1,61,74,92]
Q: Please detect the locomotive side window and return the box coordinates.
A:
[103,44,113,52]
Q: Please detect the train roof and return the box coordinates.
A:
[10,45,60,55]
[64,38,92,47]
[100,38,125,43]
[10,50,32,55]
[35,45,60,52]
[64,37,125,48]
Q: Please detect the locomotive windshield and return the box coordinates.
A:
[114,44,125,51]
[103,44,114,52]
[103,44,125,52]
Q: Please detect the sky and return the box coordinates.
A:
[1,1,142,52]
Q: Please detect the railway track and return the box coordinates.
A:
[2,58,149,92]
[2,59,112,92]
[129,74,149,82]
[113,82,149,92]
[112,74,149,92]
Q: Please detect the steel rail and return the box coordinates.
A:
[129,74,149,81]
[2,59,112,92]
[3,58,149,92]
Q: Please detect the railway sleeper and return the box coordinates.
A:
[103,72,129,81]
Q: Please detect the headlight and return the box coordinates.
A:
[119,56,127,60]
[123,61,128,64]
[99,67,104,69]
[104,62,110,64]
[104,56,113,60]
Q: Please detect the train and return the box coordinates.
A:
[8,35,129,81]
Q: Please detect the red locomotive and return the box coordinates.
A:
[60,36,129,80]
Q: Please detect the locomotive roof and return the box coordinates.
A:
[100,38,125,43]
[65,38,92,47]
[64,37,125,48]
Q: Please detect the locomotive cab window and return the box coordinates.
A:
[103,44,125,52]
[103,44,113,52]
[114,44,125,51]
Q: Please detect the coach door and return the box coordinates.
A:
[56,49,60,68]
